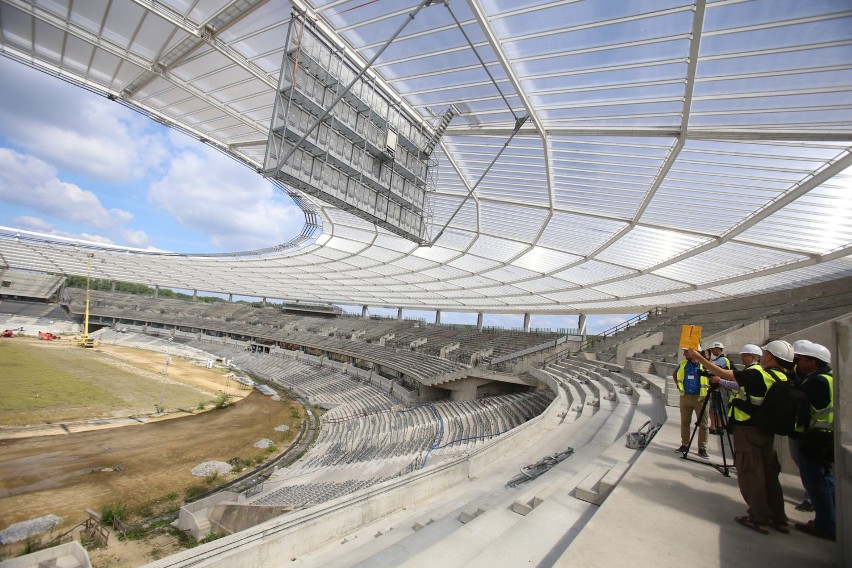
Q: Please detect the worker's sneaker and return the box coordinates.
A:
[675,445,688,453]
[697,449,709,459]
[795,499,814,512]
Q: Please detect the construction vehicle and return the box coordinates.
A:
[78,253,98,348]
[38,331,59,340]
[1,329,15,338]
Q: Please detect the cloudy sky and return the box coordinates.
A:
[0,56,634,333]
[0,56,303,253]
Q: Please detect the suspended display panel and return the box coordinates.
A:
[264,12,437,244]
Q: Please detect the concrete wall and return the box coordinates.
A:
[702,318,769,360]
[441,377,489,401]
[146,460,472,567]
[835,316,850,568]
[615,331,663,366]
[142,376,562,568]
[0,541,91,568]
[674,319,769,364]
[504,340,581,373]
[176,491,238,538]
[273,353,418,405]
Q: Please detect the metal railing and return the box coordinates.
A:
[537,307,667,369]
[580,307,666,351]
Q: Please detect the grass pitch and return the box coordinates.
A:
[0,339,226,425]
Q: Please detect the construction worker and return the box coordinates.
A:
[708,341,731,434]
[709,341,731,369]
[672,346,711,458]
[791,340,835,541]
[688,340,793,535]
[713,344,760,428]
[789,340,814,512]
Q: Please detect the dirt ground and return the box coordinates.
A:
[0,340,305,566]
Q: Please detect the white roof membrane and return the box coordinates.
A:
[0,0,850,313]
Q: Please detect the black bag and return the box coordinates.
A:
[799,428,834,463]
[748,376,811,437]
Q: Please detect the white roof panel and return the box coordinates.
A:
[0,0,850,313]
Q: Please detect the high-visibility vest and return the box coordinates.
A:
[803,371,834,431]
[714,355,732,370]
[731,365,787,423]
[676,360,709,398]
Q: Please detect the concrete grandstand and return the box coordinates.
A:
[0,1,850,567]
[1,276,849,567]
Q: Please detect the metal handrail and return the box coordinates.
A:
[580,307,666,351]
[538,307,667,369]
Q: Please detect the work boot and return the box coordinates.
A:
[675,445,688,453]
[697,448,709,459]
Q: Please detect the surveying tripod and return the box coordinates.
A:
[680,386,735,476]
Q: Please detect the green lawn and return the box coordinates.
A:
[0,341,213,425]
[0,342,124,411]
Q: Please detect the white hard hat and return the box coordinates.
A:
[740,344,762,356]
[711,341,725,350]
[793,339,831,364]
[761,340,794,363]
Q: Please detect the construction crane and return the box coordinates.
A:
[78,253,98,348]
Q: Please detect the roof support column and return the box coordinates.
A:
[523,313,530,333]
[435,310,441,324]
[192,289,197,302]
[579,313,587,341]
[397,308,403,320]
[362,305,368,318]
[154,285,159,298]
[228,293,233,302]
[110,280,116,292]
[477,312,483,331]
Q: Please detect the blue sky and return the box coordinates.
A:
[0,56,303,252]
[0,56,635,334]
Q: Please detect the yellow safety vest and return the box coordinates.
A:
[731,365,787,423]
[676,360,709,398]
[804,371,834,431]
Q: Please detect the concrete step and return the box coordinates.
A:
[574,461,630,506]
[624,357,653,374]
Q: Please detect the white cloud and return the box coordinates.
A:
[0,148,148,244]
[76,232,117,245]
[586,315,632,334]
[8,216,116,245]
[11,215,52,232]
[0,58,168,184]
[120,228,151,248]
[148,146,304,251]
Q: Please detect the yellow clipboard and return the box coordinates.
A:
[679,325,702,350]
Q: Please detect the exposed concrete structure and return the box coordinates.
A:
[615,331,663,367]
[0,542,91,568]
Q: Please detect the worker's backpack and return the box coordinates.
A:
[749,375,811,437]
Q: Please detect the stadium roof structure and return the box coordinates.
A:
[1,0,851,314]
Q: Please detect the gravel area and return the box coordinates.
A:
[274,425,290,432]
[0,514,62,544]
[191,461,233,477]
[254,438,274,448]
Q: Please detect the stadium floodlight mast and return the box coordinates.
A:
[159,351,172,414]
[78,253,97,348]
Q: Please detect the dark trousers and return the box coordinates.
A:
[798,450,835,535]
[733,424,787,525]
